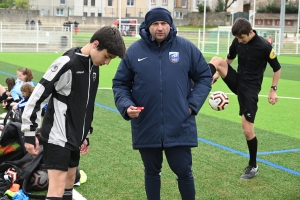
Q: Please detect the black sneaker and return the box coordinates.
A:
[240,165,259,179]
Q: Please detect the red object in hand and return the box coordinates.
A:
[137,107,144,110]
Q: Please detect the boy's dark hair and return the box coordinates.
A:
[6,77,15,91]
[18,68,34,82]
[90,26,126,59]
[231,18,252,37]
[21,83,34,98]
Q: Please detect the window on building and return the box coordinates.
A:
[226,15,230,22]
[91,13,95,17]
[56,9,64,16]
[91,0,95,6]
[98,13,102,17]
[182,0,186,7]
[175,11,183,19]
[151,0,156,4]
[127,0,134,6]
[60,0,65,4]
[83,12,88,17]
[195,0,200,7]
[83,0,88,6]
[162,0,167,5]
[108,0,113,6]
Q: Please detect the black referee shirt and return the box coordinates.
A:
[227,30,281,88]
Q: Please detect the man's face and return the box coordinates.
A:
[90,48,116,67]
[235,30,254,44]
[149,21,170,43]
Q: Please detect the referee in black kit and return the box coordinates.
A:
[208,18,281,179]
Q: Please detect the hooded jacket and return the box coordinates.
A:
[113,22,212,149]
[21,47,99,150]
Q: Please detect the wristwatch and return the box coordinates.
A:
[271,86,277,91]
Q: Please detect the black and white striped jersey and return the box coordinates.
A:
[21,47,99,150]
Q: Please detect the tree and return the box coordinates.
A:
[215,0,225,12]
[224,0,238,11]
[14,0,29,9]
[198,2,211,13]
[0,0,14,8]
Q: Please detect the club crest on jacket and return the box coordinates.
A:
[169,52,179,63]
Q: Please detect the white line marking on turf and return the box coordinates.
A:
[98,88,300,100]
[73,188,87,200]
[217,92,300,100]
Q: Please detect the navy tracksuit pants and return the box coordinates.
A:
[139,146,195,200]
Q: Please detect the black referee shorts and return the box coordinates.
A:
[43,143,80,171]
[223,64,258,123]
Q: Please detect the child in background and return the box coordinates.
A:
[9,68,34,107]
[12,83,34,111]
[0,77,16,109]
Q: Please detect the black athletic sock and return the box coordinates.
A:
[62,188,73,200]
[247,136,258,167]
[208,63,216,75]
[46,197,62,200]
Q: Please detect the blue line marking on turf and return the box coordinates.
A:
[0,70,38,85]
[198,138,300,176]
[93,103,300,177]
[94,103,119,113]
[0,70,17,77]
[257,148,300,155]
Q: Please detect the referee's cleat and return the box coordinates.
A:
[240,165,259,179]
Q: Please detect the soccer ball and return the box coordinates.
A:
[6,167,18,183]
[208,91,229,111]
[29,169,49,191]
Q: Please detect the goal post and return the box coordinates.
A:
[215,26,281,55]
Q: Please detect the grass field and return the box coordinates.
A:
[0,51,299,200]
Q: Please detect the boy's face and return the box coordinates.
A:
[90,42,117,66]
[235,30,254,44]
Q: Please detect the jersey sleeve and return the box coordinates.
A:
[21,56,71,145]
[266,46,281,72]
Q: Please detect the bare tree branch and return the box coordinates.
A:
[225,0,238,11]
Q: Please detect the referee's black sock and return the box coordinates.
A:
[208,63,217,75]
[62,188,73,200]
[247,136,258,167]
[46,198,62,200]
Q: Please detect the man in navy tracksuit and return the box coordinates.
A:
[113,7,212,200]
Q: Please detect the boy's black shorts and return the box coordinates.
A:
[222,64,258,123]
[43,143,80,171]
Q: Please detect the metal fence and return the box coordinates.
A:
[1,22,299,55]
[0,22,72,52]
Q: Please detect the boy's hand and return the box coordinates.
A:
[24,137,40,155]
[80,139,89,154]
[212,73,220,84]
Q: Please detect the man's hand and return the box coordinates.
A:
[268,90,278,105]
[80,139,90,155]
[127,105,143,118]
[24,137,39,155]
